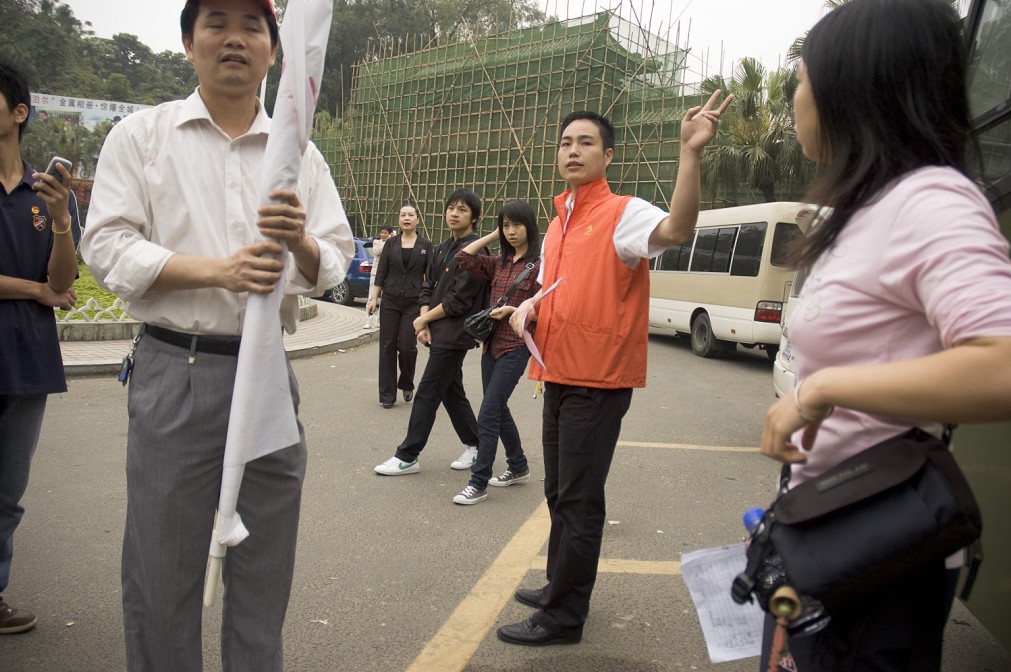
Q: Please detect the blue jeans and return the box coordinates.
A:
[468,346,531,490]
[0,394,47,593]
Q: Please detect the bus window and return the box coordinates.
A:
[659,243,688,271]
[711,227,738,273]
[771,222,803,266]
[676,241,691,270]
[730,222,767,277]
[690,228,718,272]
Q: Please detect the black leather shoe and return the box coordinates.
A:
[403,390,413,403]
[514,587,543,609]
[381,402,394,409]
[497,618,579,647]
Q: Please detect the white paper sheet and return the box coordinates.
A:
[681,543,765,663]
[522,278,563,369]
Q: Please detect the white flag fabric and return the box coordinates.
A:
[215,0,334,548]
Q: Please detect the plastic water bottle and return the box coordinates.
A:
[742,507,765,535]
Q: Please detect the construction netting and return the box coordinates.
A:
[313,11,750,240]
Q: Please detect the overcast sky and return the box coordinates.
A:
[58,0,834,75]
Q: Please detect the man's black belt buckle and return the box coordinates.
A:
[144,324,242,358]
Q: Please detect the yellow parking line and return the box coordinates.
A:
[597,558,682,575]
[405,501,551,672]
[527,555,682,575]
[618,441,757,453]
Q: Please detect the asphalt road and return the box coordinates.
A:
[5,334,1009,671]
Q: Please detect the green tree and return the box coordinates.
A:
[80,119,115,177]
[700,58,815,203]
[20,116,91,177]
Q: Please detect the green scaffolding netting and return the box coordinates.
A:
[312,12,755,239]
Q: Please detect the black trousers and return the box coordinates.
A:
[394,346,479,461]
[531,382,633,639]
[760,561,947,672]
[378,294,420,405]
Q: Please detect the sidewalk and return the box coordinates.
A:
[60,300,379,376]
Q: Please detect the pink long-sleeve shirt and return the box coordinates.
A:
[787,166,1011,484]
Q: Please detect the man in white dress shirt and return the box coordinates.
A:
[81,0,354,669]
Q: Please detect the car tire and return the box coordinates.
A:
[765,345,779,362]
[690,313,730,358]
[328,280,353,306]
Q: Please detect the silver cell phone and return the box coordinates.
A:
[45,156,73,184]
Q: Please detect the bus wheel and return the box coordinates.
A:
[691,313,728,358]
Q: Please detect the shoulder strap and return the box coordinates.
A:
[501,262,536,300]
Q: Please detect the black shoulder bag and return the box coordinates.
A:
[732,427,983,625]
[464,263,535,342]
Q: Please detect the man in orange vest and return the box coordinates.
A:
[499,91,733,646]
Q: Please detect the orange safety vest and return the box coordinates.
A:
[530,179,650,389]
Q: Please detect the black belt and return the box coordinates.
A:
[144,324,242,357]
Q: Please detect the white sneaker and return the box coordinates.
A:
[453,485,488,505]
[374,456,419,475]
[450,446,479,470]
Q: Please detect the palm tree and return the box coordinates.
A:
[699,58,815,203]
[21,117,92,179]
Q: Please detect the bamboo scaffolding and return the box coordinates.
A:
[319,0,741,241]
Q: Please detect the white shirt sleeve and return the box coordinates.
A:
[613,197,668,267]
[81,121,174,302]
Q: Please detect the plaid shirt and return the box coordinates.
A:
[456,250,540,358]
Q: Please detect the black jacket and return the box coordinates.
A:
[420,233,488,350]
[374,234,432,298]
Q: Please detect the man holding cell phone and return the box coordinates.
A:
[0,60,81,635]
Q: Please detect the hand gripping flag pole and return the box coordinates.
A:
[203,0,333,608]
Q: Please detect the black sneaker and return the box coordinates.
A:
[0,596,37,634]
[489,469,530,487]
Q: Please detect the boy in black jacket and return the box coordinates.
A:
[375,189,488,475]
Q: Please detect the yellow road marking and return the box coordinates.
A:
[406,501,551,672]
[527,556,682,575]
[618,441,757,453]
[597,558,681,575]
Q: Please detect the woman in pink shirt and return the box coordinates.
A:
[758,0,1011,669]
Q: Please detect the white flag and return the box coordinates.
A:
[215,0,334,548]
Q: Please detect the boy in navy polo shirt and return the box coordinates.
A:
[0,60,81,634]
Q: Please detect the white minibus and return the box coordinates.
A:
[648,202,816,359]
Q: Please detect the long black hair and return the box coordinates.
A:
[497,200,540,265]
[794,0,974,266]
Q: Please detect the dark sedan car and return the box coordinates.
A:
[316,237,374,305]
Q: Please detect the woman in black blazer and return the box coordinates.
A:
[367,204,434,407]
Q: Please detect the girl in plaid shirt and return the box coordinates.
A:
[452,200,541,505]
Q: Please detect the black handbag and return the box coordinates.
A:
[733,427,982,617]
[463,263,535,342]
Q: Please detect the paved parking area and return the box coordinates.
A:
[6,326,1009,671]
